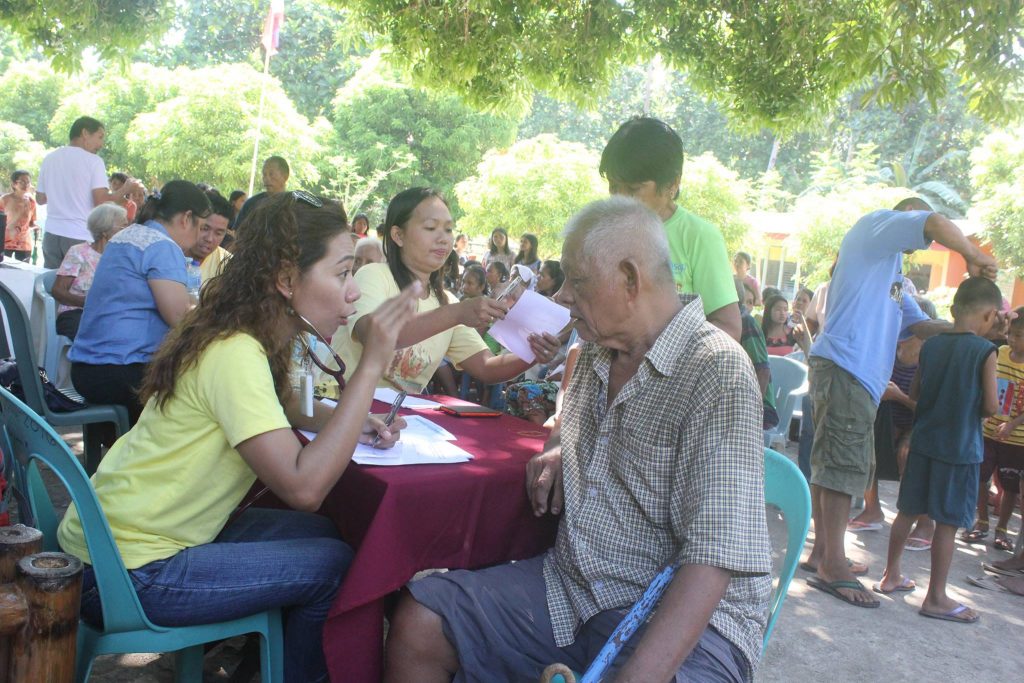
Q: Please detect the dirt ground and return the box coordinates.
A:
[23,432,1024,682]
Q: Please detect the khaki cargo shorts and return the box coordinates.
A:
[809,357,877,497]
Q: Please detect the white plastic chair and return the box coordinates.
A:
[33,270,72,387]
[764,355,809,448]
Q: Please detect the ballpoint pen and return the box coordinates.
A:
[372,390,407,447]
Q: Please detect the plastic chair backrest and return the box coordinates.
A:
[763,447,811,645]
[0,280,51,416]
[767,355,808,431]
[0,386,158,635]
[33,269,71,380]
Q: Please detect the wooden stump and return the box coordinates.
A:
[7,551,83,683]
[0,525,43,678]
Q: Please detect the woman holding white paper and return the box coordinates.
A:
[329,187,561,394]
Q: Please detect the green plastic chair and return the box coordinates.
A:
[0,280,129,475]
[544,448,811,683]
[0,386,284,683]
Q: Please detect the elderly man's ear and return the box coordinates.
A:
[619,258,641,296]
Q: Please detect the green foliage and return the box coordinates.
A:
[340,1,1024,132]
[793,145,915,286]
[0,121,46,181]
[124,63,322,190]
[136,0,365,120]
[0,1,171,70]
[332,58,517,214]
[678,153,751,256]
[0,62,65,143]
[454,135,605,259]
[970,125,1024,277]
[48,63,177,173]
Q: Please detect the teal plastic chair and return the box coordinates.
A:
[0,386,284,683]
[764,355,808,448]
[0,280,129,474]
[544,448,811,683]
[34,269,74,384]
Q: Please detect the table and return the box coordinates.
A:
[320,396,558,682]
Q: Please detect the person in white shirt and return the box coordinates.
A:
[36,116,136,267]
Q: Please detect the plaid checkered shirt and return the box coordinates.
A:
[542,295,772,675]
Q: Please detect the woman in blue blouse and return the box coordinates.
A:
[69,180,212,423]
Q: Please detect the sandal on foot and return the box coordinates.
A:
[905,537,932,552]
[918,604,979,623]
[982,562,1024,577]
[872,576,916,594]
[967,574,1011,593]
[799,559,869,576]
[847,520,884,532]
[960,527,989,543]
[994,529,1013,551]
[807,576,880,608]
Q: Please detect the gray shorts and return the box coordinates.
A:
[407,555,749,683]
[42,232,86,269]
[809,357,877,497]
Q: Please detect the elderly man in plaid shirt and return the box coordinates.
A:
[385,197,772,683]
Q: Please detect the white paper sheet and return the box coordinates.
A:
[373,387,442,409]
[350,439,474,466]
[488,289,571,363]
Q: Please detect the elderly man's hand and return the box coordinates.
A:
[527,332,561,366]
[526,446,563,517]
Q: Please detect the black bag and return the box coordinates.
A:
[0,358,85,413]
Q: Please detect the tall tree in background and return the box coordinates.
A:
[331,55,517,214]
[136,0,365,120]
[455,135,605,256]
[970,125,1024,277]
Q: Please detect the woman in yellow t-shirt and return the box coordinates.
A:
[331,187,561,393]
[57,192,420,683]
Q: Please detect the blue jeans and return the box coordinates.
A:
[80,508,352,683]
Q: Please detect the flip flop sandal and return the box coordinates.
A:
[981,562,1024,577]
[919,604,979,623]
[905,538,932,552]
[847,521,884,532]
[872,577,916,594]
[799,559,869,576]
[807,576,880,608]
[967,574,1011,593]
[960,527,989,543]
[994,536,1014,552]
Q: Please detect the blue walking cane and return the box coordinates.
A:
[539,562,680,683]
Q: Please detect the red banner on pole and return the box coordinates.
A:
[261,0,285,56]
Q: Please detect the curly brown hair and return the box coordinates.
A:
[139,193,348,411]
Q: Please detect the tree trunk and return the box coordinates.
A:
[766,136,781,173]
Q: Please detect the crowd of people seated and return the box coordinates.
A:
[4,111,1022,683]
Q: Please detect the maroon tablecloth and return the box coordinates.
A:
[321,396,559,682]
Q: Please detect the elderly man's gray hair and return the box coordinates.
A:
[562,196,673,283]
[355,236,383,252]
[87,202,128,241]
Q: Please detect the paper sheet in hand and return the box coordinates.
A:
[488,289,571,363]
[373,387,441,409]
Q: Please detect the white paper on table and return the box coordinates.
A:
[373,387,442,409]
[401,415,456,441]
[351,439,473,466]
[488,289,571,363]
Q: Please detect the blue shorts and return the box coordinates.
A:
[407,554,750,683]
[897,451,979,528]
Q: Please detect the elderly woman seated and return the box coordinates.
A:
[52,203,129,340]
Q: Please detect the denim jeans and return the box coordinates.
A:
[79,508,353,683]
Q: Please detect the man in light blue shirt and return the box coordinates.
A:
[804,197,999,608]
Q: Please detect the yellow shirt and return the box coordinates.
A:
[330,263,487,392]
[199,246,231,285]
[57,334,292,569]
[983,345,1024,446]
